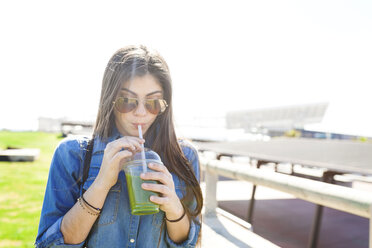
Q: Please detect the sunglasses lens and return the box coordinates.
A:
[115,97,137,113]
[114,98,167,114]
[145,99,161,114]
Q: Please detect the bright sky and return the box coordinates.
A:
[1,0,371,136]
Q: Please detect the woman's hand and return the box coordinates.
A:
[140,163,184,220]
[95,136,145,191]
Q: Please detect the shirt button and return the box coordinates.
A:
[130,239,135,243]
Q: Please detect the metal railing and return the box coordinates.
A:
[200,156,372,248]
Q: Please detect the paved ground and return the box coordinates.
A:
[201,179,371,248]
[201,212,279,248]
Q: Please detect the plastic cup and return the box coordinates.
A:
[123,149,161,215]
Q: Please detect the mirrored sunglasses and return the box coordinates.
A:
[113,97,168,115]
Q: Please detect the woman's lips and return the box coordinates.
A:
[133,123,146,128]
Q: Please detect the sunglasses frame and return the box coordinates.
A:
[113,97,168,115]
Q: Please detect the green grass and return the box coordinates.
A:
[0,131,63,247]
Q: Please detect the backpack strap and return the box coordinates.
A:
[81,138,94,194]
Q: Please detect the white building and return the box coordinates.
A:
[226,102,329,134]
[38,117,66,133]
[38,117,94,136]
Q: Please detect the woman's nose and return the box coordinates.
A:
[134,100,147,116]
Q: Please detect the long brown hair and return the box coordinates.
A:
[93,45,203,239]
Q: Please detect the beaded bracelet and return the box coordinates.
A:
[165,204,186,223]
[78,197,100,216]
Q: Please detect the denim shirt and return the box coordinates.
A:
[35,127,201,248]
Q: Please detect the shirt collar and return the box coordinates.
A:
[92,123,123,154]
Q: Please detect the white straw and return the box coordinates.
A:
[138,125,147,173]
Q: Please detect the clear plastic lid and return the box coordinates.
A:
[123,148,162,166]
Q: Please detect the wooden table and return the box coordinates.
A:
[195,138,372,248]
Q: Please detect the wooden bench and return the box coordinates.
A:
[0,148,40,162]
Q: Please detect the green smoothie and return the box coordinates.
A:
[125,174,159,215]
[123,150,163,215]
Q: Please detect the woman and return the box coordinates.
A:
[35,45,203,247]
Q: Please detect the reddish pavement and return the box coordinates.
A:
[218,188,369,248]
